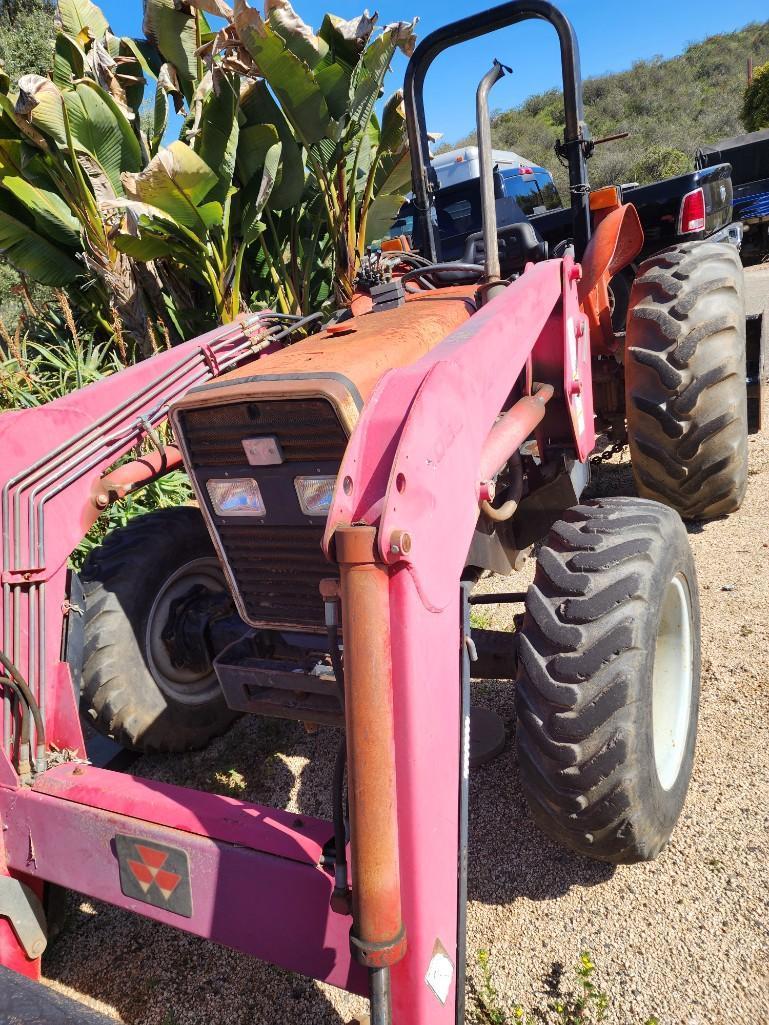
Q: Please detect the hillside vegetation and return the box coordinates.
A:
[447,20,769,191]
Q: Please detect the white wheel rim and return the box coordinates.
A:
[651,573,694,791]
[145,557,227,706]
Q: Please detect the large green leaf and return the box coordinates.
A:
[318,12,376,67]
[63,81,143,195]
[151,79,169,157]
[0,193,81,284]
[121,37,164,81]
[378,90,406,155]
[191,72,239,207]
[374,146,412,197]
[15,76,67,148]
[350,21,417,133]
[233,0,332,147]
[113,233,180,261]
[0,139,81,246]
[238,80,303,210]
[364,192,404,245]
[265,0,328,70]
[53,33,87,89]
[239,126,281,244]
[315,62,351,120]
[57,0,110,41]
[142,0,199,97]
[122,140,219,234]
[106,34,148,115]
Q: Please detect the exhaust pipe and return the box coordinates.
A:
[476,59,512,301]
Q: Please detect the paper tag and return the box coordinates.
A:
[425,941,454,1005]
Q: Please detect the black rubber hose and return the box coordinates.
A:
[326,623,349,896]
[327,623,345,712]
[399,262,484,285]
[0,650,45,747]
[332,737,349,893]
[0,675,30,747]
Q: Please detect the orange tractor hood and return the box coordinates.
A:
[172,288,477,431]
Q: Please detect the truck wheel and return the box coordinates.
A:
[80,507,238,753]
[625,240,748,520]
[515,497,700,864]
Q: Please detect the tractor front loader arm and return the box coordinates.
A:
[0,315,272,780]
[323,257,588,1024]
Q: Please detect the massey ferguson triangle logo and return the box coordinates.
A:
[114,835,193,918]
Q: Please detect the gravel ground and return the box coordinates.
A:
[40,273,769,1025]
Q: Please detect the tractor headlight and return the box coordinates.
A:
[207,478,266,517]
[294,476,336,517]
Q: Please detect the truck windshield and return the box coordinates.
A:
[388,169,562,255]
[500,170,562,215]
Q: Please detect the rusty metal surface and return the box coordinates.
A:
[478,384,554,481]
[336,526,406,969]
[173,291,476,416]
[180,399,348,466]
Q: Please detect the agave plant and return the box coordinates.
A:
[0,0,415,346]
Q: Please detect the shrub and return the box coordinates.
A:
[742,61,769,131]
[630,145,692,184]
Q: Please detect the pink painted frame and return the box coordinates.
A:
[0,258,592,1021]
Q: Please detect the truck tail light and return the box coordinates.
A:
[678,187,706,234]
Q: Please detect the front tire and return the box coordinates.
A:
[625,240,748,520]
[80,507,239,753]
[515,497,700,864]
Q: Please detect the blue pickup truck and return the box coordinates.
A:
[697,129,769,262]
[389,147,738,324]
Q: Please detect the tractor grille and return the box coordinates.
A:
[181,399,347,466]
[177,397,348,631]
[217,523,331,628]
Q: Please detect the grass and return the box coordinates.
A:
[471,608,494,630]
[471,949,659,1025]
[1,288,192,569]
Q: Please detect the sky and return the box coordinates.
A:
[100,0,768,143]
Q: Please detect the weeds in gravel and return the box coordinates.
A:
[214,768,248,795]
[471,609,494,630]
[471,949,659,1025]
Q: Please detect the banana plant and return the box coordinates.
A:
[192,0,417,309]
[0,0,416,347]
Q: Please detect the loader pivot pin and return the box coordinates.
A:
[334,526,407,974]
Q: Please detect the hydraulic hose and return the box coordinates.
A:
[0,649,45,749]
[331,737,350,905]
[327,618,350,907]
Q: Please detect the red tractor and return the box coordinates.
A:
[0,3,753,1024]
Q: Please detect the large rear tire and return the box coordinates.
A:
[625,240,748,520]
[515,497,700,864]
[80,507,238,753]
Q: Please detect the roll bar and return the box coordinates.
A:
[403,0,592,263]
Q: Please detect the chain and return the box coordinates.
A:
[590,440,627,466]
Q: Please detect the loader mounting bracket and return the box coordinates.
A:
[0,874,47,959]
